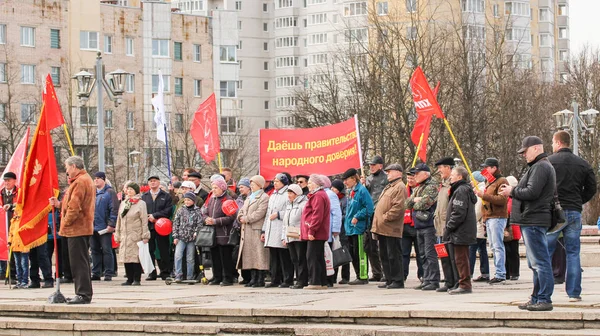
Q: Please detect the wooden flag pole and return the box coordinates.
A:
[442,118,476,184]
[411,132,425,167]
[62,124,75,156]
[218,152,223,173]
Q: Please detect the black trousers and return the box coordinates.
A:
[210,245,235,282]
[505,239,521,278]
[402,224,423,280]
[552,236,566,281]
[348,235,368,280]
[307,240,327,286]
[67,236,93,301]
[378,235,404,284]
[149,229,172,277]
[440,242,459,289]
[365,228,383,279]
[289,241,308,285]
[46,238,65,278]
[29,242,53,284]
[124,263,142,283]
[268,247,294,285]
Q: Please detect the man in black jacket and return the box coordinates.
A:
[500,136,555,312]
[445,166,477,295]
[363,155,387,281]
[142,176,173,280]
[548,131,597,302]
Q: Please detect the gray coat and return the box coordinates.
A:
[237,191,270,270]
[282,194,308,243]
[262,186,289,248]
[366,169,388,206]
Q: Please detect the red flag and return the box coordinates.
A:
[410,114,432,163]
[15,93,60,248]
[0,129,30,260]
[43,74,65,130]
[190,93,220,163]
[410,66,445,119]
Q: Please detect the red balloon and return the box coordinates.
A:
[155,218,172,236]
[222,200,239,216]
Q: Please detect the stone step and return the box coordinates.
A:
[2,316,600,336]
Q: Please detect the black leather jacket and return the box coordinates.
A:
[445,180,477,246]
[510,153,556,227]
[548,148,597,212]
[366,169,388,205]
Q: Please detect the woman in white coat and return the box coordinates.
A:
[282,184,308,289]
[261,173,294,288]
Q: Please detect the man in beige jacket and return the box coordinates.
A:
[372,164,407,289]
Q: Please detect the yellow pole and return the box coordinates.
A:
[411,132,425,167]
[62,124,75,156]
[217,152,223,173]
[442,118,476,184]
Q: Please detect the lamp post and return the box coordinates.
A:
[72,52,130,172]
[128,150,141,183]
[553,102,599,156]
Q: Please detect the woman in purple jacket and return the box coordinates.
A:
[301,174,331,289]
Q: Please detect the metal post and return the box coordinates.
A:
[573,101,579,156]
[134,162,139,183]
[96,53,105,172]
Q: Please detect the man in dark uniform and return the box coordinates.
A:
[1,172,18,282]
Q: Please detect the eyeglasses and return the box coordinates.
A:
[297,180,307,185]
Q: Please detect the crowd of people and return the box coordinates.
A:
[0,132,596,310]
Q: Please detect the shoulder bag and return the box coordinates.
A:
[195,225,216,247]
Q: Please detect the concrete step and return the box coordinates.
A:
[2,316,600,336]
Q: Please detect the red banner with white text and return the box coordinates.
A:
[259,117,362,180]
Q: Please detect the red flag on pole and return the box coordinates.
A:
[410,114,432,163]
[15,92,60,248]
[43,74,65,130]
[190,93,220,163]
[0,129,30,260]
[410,66,445,119]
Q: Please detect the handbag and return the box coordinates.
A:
[415,210,433,222]
[549,193,566,233]
[285,226,301,239]
[227,228,240,246]
[332,237,352,268]
[195,225,216,247]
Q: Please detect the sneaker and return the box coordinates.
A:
[526,302,553,311]
[473,276,490,282]
[488,278,505,285]
[569,297,582,302]
[518,300,533,310]
[448,287,472,295]
[348,279,368,285]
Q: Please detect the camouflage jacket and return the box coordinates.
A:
[405,176,439,211]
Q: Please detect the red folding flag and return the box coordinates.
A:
[190,93,220,163]
[0,129,29,260]
[410,66,445,119]
[15,93,60,248]
[410,114,432,163]
[43,74,65,130]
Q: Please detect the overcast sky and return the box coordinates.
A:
[570,0,600,55]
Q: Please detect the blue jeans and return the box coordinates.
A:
[521,225,554,304]
[547,210,582,298]
[14,252,29,285]
[90,231,115,277]
[469,238,489,277]
[486,218,507,279]
[175,241,196,280]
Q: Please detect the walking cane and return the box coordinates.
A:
[48,206,65,303]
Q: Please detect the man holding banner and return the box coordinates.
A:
[1,172,18,281]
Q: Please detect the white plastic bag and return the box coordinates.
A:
[324,242,334,276]
[137,241,155,275]
[332,236,342,250]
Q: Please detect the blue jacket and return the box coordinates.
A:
[344,183,374,236]
[325,188,342,242]
[94,184,119,232]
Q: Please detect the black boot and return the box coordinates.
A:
[245,270,256,288]
[253,270,266,287]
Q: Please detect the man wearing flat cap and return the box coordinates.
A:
[1,172,18,281]
[141,175,173,280]
[187,172,209,206]
[474,158,509,285]
[371,164,407,289]
[499,136,556,311]
[363,155,387,281]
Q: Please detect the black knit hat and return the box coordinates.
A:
[331,179,345,194]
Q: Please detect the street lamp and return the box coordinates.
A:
[72,52,131,172]
[128,150,141,183]
[553,102,599,156]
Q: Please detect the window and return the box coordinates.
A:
[174,77,183,96]
[152,39,169,57]
[0,103,5,122]
[174,42,182,61]
[264,100,269,110]
[406,0,417,12]
[51,67,60,86]
[309,53,328,65]
[541,58,552,72]
[0,24,5,44]
[559,49,568,62]
[237,41,243,49]
[105,109,113,129]
[105,148,114,167]
[377,1,388,15]
[237,81,243,90]
[0,146,8,165]
[238,21,242,30]
[220,117,238,134]
[558,4,567,16]
[277,0,293,8]
[539,8,550,22]
[560,73,568,83]
[80,31,98,50]
[308,33,327,45]
[126,74,134,93]
[276,96,296,108]
[152,75,169,93]
[50,29,60,49]
[344,2,367,16]
[263,42,269,51]
[80,106,97,126]
[175,149,184,169]
[21,65,35,84]
[194,79,202,97]
[239,60,243,69]
[539,33,550,46]
[506,28,531,43]
[174,113,184,132]
[559,27,568,39]
[461,0,484,13]
[276,76,300,88]
[219,81,236,98]
[263,22,268,32]
[264,81,269,90]
[276,56,298,68]
[126,111,134,130]
[21,27,35,47]
[125,37,134,56]
[463,25,485,40]
[308,0,326,4]
[235,1,242,10]
[276,36,298,48]
[0,63,6,82]
[513,53,532,69]
[278,116,295,128]
[263,3,268,12]
[220,46,237,62]
[104,35,112,53]
[505,2,529,16]
[264,61,269,70]
[308,13,327,25]
[193,44,201,62]
[274,17,298,28]
[265,120,270,129]
[345,28,368,43]
[21,104,37,124]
